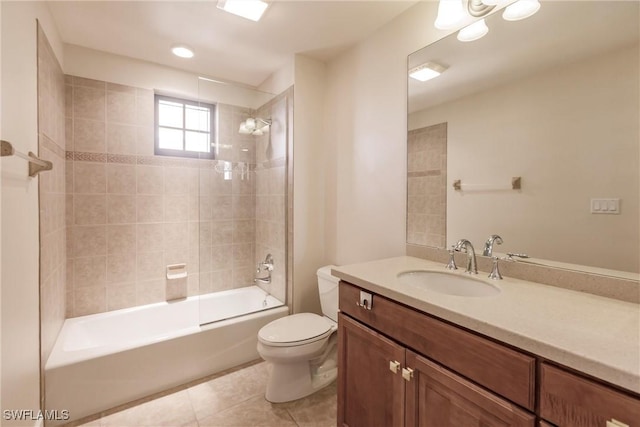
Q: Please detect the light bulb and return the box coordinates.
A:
[457,19,489,42]
[503,0,541,21]
[434,0,466,30]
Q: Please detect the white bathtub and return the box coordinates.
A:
[45,286,287,424]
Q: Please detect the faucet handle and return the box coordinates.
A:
[488,257,502,280]
[505,253,529,262]
[445,246,458,270]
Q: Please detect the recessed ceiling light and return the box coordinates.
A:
[217,0,269,22]
[409,62,448,82]
[171,45,194,58]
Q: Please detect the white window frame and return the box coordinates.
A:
[154,94,216,159]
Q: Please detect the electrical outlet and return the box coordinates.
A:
[591,198,620,214]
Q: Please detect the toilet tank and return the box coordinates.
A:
[317,265,340,322]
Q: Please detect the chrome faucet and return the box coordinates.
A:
[482,234,503,257]
[454,239,478,274]
[254,254,274,285]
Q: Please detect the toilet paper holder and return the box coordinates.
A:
[166,263,187,280]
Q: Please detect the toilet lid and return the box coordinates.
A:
[258,313,333,346]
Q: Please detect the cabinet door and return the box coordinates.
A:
[540,363,640,427]
[405,351,535,427]
[338,313,405,427]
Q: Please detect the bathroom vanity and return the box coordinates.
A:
[332,257,640,427]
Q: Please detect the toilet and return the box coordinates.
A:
[257,265,339,403]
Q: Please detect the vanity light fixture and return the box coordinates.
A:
[435,0,540,42]
[502,0,541,21]
[409,62,449,82]
[171,45,194,58]
[239,117,272,135]
[217,0,269,22]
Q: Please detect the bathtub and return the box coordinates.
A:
[45,286,287,424]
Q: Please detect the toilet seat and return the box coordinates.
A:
[258,313,335,347]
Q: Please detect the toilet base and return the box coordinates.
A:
[264,359,337,403]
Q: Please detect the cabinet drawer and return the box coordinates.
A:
[540,363,640,427]
[339,281,536,410]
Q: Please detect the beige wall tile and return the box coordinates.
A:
[137,251,164,280]
[164,222,188,250]
[212,245,234,270]
[73,86,105,121]
[136,126,154,156]
[107,123,137,155]
[74,194,107,225]
[137,223,164,252]
[73,256,106,289]
[164,195,189,222]
[74,285,107,316]
[107,253,137,284]
[107,283,137,311]
[108,195,137,224]
[164,167,190,194]
[211,196,233,220]
[71,225,107,258]
[107,164,136,194]
[74,162,106,193]
[137,195,164,223]
[74,118,105,152]
[107,91,136,125]
[107,224,136,256]
[137,165,164,194]
[136,280,165,305]
[136,93,154,127]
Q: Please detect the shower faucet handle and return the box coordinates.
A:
[257,254,274,272]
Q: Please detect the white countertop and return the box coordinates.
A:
[332,256,640,394]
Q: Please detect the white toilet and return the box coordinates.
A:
[257,265,339,403]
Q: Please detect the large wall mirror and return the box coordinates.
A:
[407,1,639,275]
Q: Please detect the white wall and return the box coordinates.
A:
[292,55,326,314]
[323,2,449,265]
[409,45,640,273]
[1,1,64,423]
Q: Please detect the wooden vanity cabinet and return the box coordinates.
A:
[338,281,536,427]
[337,280,640,427]
[539,363,640,427]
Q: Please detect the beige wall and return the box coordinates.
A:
[323,2,446,266]
[1,1,64,423]
[409,45,640,273]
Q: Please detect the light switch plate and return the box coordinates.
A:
[591,198,620,214]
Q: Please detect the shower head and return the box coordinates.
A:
[239,117,272,135]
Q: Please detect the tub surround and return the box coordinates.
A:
[332,256,640,394]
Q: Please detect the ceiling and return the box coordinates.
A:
[48,0,417,88]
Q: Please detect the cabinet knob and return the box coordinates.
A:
[607,420,629,427]
[402,367,414,382]
[389,360,400,374]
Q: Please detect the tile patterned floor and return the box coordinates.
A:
[77,361,337,427]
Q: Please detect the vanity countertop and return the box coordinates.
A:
[332,256,640,394]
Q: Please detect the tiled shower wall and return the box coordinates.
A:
[38,24,67,368]
[407,122,447,248]
[64,75,286,317]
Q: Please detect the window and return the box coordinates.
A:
[155,94,216,158]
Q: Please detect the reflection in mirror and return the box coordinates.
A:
[407,1,639,274]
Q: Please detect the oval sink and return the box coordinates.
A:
[397,270,500,297]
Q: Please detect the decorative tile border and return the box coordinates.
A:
[408,170,441,178]
[66,150,257,170]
